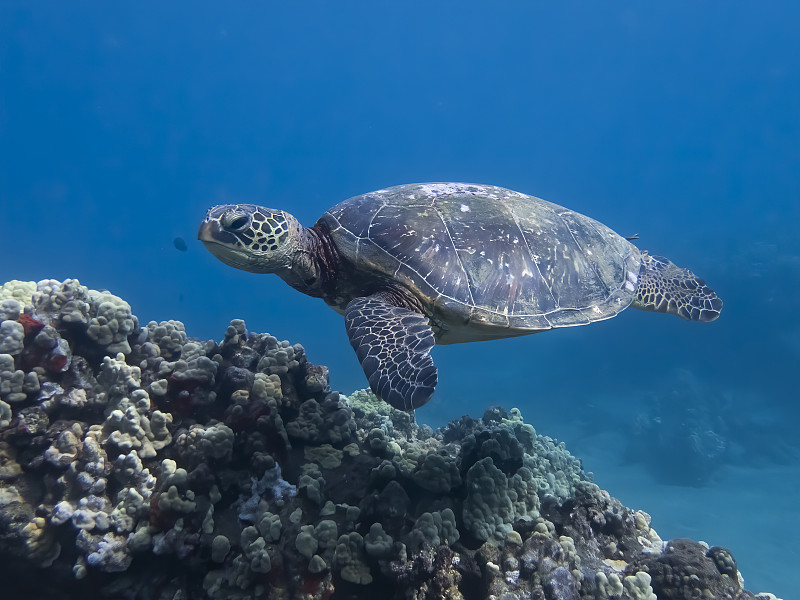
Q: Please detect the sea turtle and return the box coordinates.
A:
[199,183,722,411]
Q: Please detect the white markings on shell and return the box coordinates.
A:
[460,204,471,212]
[624,269,638,291]
[419,183,480,197]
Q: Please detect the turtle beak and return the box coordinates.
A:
[198,207,216,242]
[197,219,217,244]
[198,212,239,247]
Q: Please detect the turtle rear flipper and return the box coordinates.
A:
[344,293,437,411]
[632,253,722,322]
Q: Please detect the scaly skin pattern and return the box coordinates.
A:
[632,252,723,322]
[344,293,437,410]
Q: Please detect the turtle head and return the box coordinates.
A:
[198,204,302,274]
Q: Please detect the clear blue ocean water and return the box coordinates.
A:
[1,2,798,596]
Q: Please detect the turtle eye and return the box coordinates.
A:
[223,213,251,231]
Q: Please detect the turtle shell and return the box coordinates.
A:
[319,183,642,342]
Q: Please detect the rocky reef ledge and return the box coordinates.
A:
[0,279,779,600]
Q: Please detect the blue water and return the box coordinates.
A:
[1,2,798,596]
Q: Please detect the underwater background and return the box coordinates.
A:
[1,2,797,597]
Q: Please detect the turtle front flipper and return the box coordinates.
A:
[344,294,437,411]
[631,253,723,322]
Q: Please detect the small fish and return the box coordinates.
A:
[173,237,188,252]
[625,233,640,241]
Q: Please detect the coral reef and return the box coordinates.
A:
[0,279,781,599]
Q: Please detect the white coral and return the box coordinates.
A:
[0,320,24,355]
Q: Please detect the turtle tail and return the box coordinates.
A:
[631,252,723,322]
